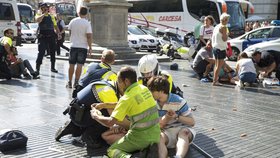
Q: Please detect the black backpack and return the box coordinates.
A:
[0,129,28,152]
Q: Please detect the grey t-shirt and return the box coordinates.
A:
[193,47,213,68]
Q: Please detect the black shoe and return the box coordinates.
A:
[204,75,213,82]
[31,72,40,79]
[55,121,81,141]
[51,68,58,73]
[81,132,102,149]
[23,73,32,79]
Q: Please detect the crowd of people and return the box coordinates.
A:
[245,20,270,32]
[192,13,280,87]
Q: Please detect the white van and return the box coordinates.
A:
[0,0,21,46]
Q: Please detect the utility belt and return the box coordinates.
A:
[64,81,115,127]
[64,98,110,128]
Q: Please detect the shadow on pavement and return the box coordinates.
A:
[193,133,225,158]
[0,79,33,88]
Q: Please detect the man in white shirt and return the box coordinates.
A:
[67,6,93,88]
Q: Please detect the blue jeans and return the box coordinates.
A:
[239,72,256,83]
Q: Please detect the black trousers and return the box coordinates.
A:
[0,62,11,80]
[36,35,56,66]
[56,33,69,55]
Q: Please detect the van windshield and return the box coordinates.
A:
[0,3,15,20]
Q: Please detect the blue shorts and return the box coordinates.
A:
[239,72,256,83]
[213,48,226,60]
[69,47,87,64]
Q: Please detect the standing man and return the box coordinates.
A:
[211,13,230,86]
[35,3,61,74]
[67,6,92,88]
[56,13,70,56]
[91,67,160,158]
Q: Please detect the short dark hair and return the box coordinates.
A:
[238,52,248,60]
[102,49,115,64]
[252,50,261,57]
[147,76,170,94]
[118,67,137,84]
[79,7,88,15]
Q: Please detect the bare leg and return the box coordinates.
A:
[213,59,225,85]
[74,64,83,82]
[159,132,168,158]
[68,64,75,83]
[101,130,126,145]
[230,76,239,85]
[175,129,193,158]
[203,63,213,77]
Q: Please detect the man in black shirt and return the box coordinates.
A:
[251,50,280,80]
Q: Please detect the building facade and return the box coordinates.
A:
[249,0,280,20]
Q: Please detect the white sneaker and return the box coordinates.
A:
[244,82,251,87]
[238,80,244,88]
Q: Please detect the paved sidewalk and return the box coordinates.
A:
[0,44,280,157]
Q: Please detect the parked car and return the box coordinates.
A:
[21,23,36,43]
[244,38,280,56]
[128,34,141,50]
[228,26,280,61]
[0,0,21,46]
[27,23,38,34]
[271,20,280,26]
[128,25,158,52]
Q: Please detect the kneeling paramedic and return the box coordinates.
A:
[91,67,160,158]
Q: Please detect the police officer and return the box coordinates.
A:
[72,49,117,98]
[35,3,61,74]
[55,80,128,149]
[0,28,14,80]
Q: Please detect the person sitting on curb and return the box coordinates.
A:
[251,50,280,80]
[231,52,257,87]
[0,28,14,80]
[147,76,195,158]
[72,49,117,98]
[91,67,160,158]
[192,40,215,81]
[8,47,39,79]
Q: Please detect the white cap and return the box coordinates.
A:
[220,13,230,21]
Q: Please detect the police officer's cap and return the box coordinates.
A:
[39,2,49,8]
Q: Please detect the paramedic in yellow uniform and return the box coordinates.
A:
[91,67,161,158]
